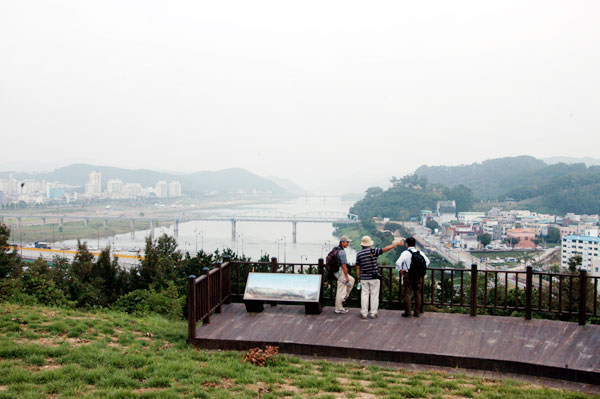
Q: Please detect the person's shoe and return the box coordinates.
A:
[413,312,420,318]
[401,312,411,318]
[360,314,368,319]
[334,308,348,314]
[368,314,378,319]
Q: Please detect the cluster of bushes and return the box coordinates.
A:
[0,222,253,319]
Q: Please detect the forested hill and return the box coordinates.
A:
[414,156,546,200]
[350,176,474,221]
[414,156,600,215]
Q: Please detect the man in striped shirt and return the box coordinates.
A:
[356,236,403,319]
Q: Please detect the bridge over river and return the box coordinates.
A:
[0,211,359,243]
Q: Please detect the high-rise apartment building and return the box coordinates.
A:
[124,183,143,199]
[85,171,102,196]
[107,179,124,198]
[155,181,168,198]
[168,181,182,198]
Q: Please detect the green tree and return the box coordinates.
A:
[426,219,440,231]
[478,233,492,248]
[568,255,582,273]
[0,223,21,280]
[545,227,561,244]
[133,234,182,291]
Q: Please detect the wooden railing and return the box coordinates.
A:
[187,258,599,341]
[187,259,232,342]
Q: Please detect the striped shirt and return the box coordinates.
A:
[356,247,383,280]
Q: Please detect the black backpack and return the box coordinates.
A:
[325,246,341,279]
[409,249,427,280]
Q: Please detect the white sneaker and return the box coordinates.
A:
[334,308,348,314]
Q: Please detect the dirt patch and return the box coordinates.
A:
[41,309,58,318]
[203,378,235,389]
[64,337,91,346]
[352,394,378,399]
[279,383,302,394]
[14,337,60,347]
[0,386,8,391]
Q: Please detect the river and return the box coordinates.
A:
[59,197,358,264]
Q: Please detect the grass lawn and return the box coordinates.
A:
[5,220,171,244]
[0,303,596,399]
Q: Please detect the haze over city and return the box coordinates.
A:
[1,1,600,192]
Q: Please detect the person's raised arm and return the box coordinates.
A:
[382,239,404,253]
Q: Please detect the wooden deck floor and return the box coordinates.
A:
[191,304,600,384]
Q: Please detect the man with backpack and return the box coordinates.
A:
[326,236,354,314]
[395,237,430,318]
[356,236,404,319]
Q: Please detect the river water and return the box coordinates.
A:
[60,197,358,264]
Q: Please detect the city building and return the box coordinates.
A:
[561,235,600,277]
[168,181,182,198]
[506,228,537,249]
[435,200,456,224]
[457,212,486,224]
[124,183,143,199]
[107,179,124,198]
[85,171,102,196]
[155,181,168,198]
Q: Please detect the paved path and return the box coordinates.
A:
[192,304,600,384]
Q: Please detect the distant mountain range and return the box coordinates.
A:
[0,164,300,196]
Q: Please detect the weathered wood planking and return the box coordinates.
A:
[191,304,600,384]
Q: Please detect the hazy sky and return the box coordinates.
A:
[1,1,599,192]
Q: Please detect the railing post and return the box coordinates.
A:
[579,268,587,326]
[187,275,197,343]
[525,266,533,320]
[216,262,223,314]
[470,264,478,317]
[223,256,232,305]
[202,267,211,325]
[318,258,325,308]
[270,257,278,306]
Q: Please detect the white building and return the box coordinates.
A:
[107,179,124,198]
[168,181,182,198]
[457,212,486,225]
[85,171,102,196]
[124,183,143,199]
[435,200,456,224]
[561,235,600,276]
[155,181,168,198]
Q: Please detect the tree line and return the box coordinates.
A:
[0,222,258,319]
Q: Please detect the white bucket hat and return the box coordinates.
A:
[360,236,374,247]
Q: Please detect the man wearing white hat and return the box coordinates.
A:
[356,236,403,319]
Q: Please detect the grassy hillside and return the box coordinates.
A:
[1,303,597,398]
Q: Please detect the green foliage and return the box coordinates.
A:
[477,233,492,247]
[19,258,71,306]
[113,283,184,319]
[0,223,21,281]
[425,219,440,231]
[415,156,547,200]
[350,175,474,222]
[568,255,582,273]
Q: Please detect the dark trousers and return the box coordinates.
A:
[403,274,423,315]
